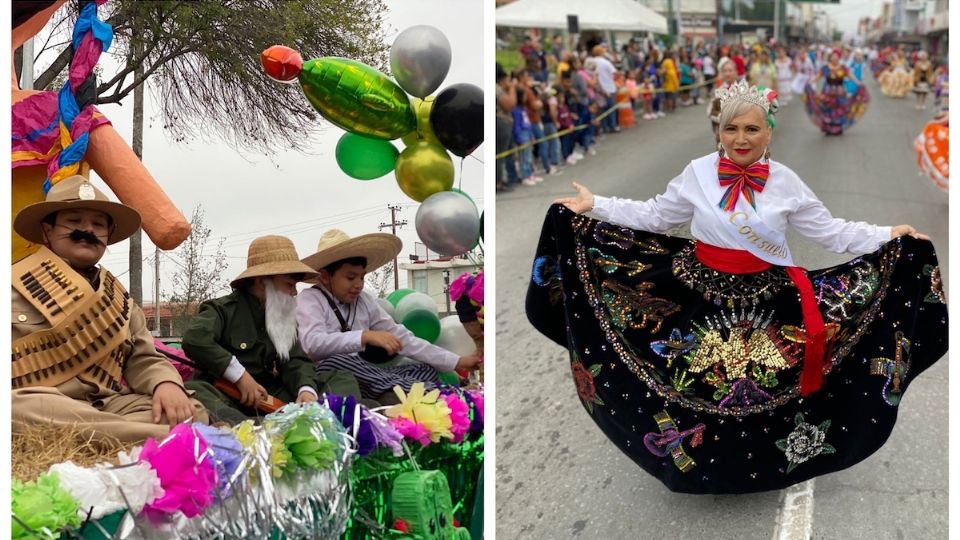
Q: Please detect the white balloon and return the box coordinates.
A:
[433,315,476,356]
[376,297,395,319]
[394,291,439,322]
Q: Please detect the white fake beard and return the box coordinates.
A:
[264,279,299,362]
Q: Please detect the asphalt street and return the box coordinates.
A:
[494,75,948,539]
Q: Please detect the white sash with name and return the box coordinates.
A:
[691,155,795,267]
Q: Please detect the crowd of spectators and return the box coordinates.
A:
[495,35,947,194]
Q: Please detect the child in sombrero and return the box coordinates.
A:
[296,229,481,401]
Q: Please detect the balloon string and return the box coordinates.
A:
[458,156,464,191]
[417,99,425,140]
[467,154,483,164]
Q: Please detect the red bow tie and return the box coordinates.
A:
[717,156,768,211]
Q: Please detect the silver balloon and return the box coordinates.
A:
[415,191,480,256]
[390,25,452,98]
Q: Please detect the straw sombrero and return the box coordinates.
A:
[301,229,402,275]
[231,235,319,288]
[14,175,141,245]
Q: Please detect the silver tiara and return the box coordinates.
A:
[716,80,770,114]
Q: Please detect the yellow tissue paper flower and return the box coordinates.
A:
[269,434,291,478]
[233,420,256,448]
[385,382,454,443]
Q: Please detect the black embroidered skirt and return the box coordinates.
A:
[526,204,948,494]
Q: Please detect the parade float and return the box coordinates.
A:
[12,1,484,537]
[12,390,484,539]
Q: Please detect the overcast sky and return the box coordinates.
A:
[818,0,887,35]
[28,0,484,300]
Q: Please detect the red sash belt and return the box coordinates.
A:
[695,241,826,396]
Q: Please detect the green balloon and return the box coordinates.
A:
[387,288,416,307]
[299,57,415,140]
[401,309,441,343]
[438,371,461,386]
[335,133,399,180]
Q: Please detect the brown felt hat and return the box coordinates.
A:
[14,175,142,245]
[230,235,320,288]
[301,229,402,276]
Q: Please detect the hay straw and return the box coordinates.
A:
[12,423,139,482]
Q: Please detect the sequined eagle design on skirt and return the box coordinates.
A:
[526,204,947,494]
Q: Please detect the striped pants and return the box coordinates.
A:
[315,353,440,399]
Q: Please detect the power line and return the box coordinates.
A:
[213,207,387,251]
[214,203,389,240]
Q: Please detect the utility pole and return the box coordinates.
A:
[154,247,161,334]
[129,43,144,307]
[668,0,676,44]
[442,270,451,315]
[716,0,723,44]
[21,39,34,89]
[773,0,780,44]
[377,204,407,290]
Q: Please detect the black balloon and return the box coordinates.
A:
[429,83,483,157]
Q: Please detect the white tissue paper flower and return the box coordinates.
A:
[49,460,164,520]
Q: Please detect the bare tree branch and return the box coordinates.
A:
[96,38,164,94]
[97,47,196,105]
[40,0,389,153]
[34,45,73,91]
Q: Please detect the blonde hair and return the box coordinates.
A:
[719,100,770,131]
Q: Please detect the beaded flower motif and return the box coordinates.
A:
[571,354,604,414]
[775,413,836,474]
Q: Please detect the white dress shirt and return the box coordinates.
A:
[592,155,891,256]
[296,285,459,372]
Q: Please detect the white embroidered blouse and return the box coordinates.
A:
[591,154,891,256]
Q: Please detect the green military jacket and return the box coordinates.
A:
[182,288,316,397]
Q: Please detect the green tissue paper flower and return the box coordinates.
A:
[283,415,336,473]
[12,472,82,539]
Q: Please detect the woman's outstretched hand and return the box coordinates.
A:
[891,224,930,241]
[554,182,595,214]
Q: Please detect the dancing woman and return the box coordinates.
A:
[774,47,794,105]
[803,51,869,135]
[912,51,934,110]
[526,80,946,494]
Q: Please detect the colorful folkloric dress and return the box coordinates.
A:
[803,65,869,135]
[870,51,889,78]
[775,57,794,104]
[526,154,947,494]
[915,113,949,192]
[880,59,913,98]
[913,62,934,95]
[844,59,865,96]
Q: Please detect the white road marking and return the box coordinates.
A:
[772,479,816,540]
